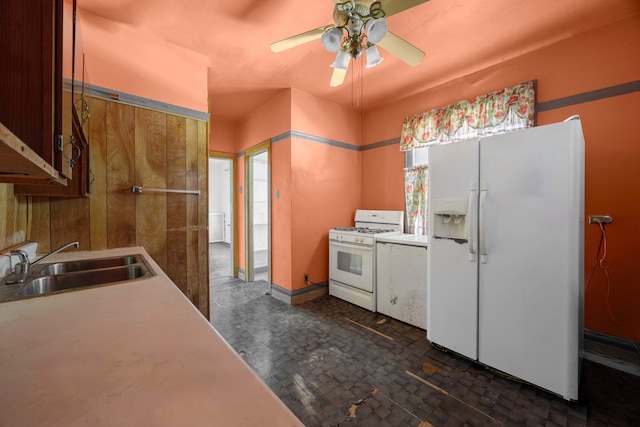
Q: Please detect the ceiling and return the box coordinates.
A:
[76,0,639,121]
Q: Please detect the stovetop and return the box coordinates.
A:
[332,227,397,235]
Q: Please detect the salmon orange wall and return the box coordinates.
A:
[290,139,360,290]
[237,91,291,152]
[361,145,405,211]
[271,139,293,290]
[290,89,362,290]
[290,89,362,146]
[361,15,640,341]
[77,11,208,113]
[209,118,237,153]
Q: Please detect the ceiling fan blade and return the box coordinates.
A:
[270,26,333,53]
[380,0,431,16]
[329,62,350,87]
[376,31,425,66]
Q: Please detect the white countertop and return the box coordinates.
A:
[0,247,303,427]
[376,233,428,247]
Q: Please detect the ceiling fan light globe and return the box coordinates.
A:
[365,45,384,68]
[331,50,350,70]
[321,28,343,52]
[365,18,388,44]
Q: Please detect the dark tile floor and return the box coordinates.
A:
[209,276,640,427]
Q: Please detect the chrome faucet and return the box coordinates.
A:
[6,241,79,284]
[29,241,80,268]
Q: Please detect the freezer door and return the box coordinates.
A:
[427,138,480,360]
[477,120,584,400]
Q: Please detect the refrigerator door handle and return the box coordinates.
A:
[479,185,488,264]
[467,185,477,262]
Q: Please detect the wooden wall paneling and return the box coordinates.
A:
[16,194,27,244]
[106,102,136,248]
[185,118,200,310]
[134,108,168,271]
[197,120,209,318]
[0,185,8,247]
[89,97,108,250]
[28,197,51,254]
[166,115,187,294]
[0,184,27,249]
[49,197,90,251]
[0,186,13,247]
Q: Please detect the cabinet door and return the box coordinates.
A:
[376,243,428,329]
[0,0,57,164]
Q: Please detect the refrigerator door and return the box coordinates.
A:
[477,120,584,400]
[427,138,480,360]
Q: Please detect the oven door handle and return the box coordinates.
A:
[330,241,373,251]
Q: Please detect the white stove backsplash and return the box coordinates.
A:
[0,242,38,279]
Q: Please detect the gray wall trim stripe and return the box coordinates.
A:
[536,80,640,112]
[85,83,210,121]
[272,131,291,144]
[238,130,360,157]
[273,130,360,150]
[291,130,360,151]
[361,137,401,151]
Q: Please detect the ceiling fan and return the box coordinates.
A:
[270,0,429,87]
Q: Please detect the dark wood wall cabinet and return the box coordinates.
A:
[0,0,89,196]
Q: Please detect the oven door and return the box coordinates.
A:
[329,240,374,292]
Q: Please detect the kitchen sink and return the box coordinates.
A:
[18,265,150,296]
[15,255,155,297]
[35,255,142,276]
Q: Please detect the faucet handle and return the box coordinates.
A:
[10,250,30,275]
[10,249,29,263]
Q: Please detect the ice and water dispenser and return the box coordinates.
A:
[431,199,468,242]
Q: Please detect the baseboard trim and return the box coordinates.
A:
[270,282,328,305]
[584,329,640,377]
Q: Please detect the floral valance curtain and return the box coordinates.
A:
[400,80,536,151]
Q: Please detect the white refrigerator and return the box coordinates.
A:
[426,118,585,401]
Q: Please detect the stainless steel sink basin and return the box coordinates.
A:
[15,255,155,297]
[35,255,142,276]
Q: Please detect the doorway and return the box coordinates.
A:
[245,141,270,286]
[208,155,235,280]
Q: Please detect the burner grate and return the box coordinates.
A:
[333,227,396,234]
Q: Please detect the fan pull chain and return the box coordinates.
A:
[360,56,364,116]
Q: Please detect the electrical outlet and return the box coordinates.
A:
[588,215,612,225]
[304,273,309,283]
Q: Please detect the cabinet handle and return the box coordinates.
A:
[65,135,82,168]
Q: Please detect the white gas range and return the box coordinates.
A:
[329,210,404,311]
